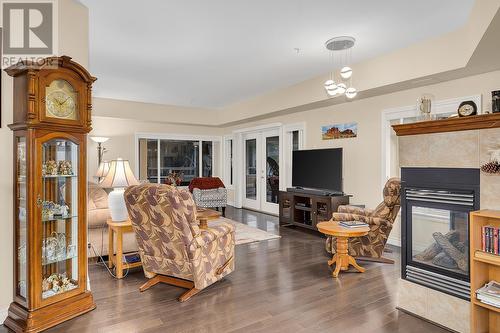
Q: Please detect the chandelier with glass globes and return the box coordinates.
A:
[324,36,357,99]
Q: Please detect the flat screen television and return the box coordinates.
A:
[292,148,343,193]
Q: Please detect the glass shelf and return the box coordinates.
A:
[42,174,77,179]
[42,215,78,222]
[42,253,78,266]
[42,283,78,299]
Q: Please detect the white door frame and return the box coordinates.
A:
[233,123,282,214]
[232,122,306,214]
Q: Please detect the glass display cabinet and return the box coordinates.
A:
[5,56,97,333]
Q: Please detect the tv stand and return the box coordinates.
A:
[279,190,349,231]
[286,187,344,197]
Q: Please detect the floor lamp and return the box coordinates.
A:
[90,136,110,182]
[90,136,109,166]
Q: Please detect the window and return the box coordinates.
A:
[284,127,304,187]
[292,130,299,151]
[138,136,220,186]
[160,140,199,186]
[202,141,212,177]
[138,139,158,183]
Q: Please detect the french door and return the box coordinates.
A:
[243,129,280,214]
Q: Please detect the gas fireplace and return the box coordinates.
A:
[401,168,479,300]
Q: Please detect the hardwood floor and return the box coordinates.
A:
[1,207,448,333]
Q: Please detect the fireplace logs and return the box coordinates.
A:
[432,232,468,272]
[415,230,459,261]
[415,230,468,273]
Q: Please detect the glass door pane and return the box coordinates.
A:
[245,139,257,200]
[292,130,299,151]
[138,138,158,183]
[16,136,28,300]
[265,136,279,204]
[159,140,199,186]
[202,141,213,177]
[41,139,79,299]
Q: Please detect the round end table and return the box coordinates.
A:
[196,208,222,229]
[317,221,370,278]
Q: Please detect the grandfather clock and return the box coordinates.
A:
[4,56,97,332]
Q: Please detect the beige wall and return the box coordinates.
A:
[224,70,500,245]
[0,0,89,316]
[92,97,220,126]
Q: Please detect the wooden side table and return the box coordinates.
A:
[317,221,370,278]
[196,208,221,229]
[107,219,142,279]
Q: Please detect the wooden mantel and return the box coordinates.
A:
[392,113,500,136]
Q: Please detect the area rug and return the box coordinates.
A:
[209,217,281,245]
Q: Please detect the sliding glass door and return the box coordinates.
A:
[159,140,199,185]
[138,137,219,186]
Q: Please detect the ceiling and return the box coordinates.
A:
[80,0,474,109]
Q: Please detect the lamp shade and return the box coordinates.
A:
[95,161,110,178]
[90,136,109,144]
[100,158,139,188]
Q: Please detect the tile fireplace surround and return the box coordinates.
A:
[394,119,500,333]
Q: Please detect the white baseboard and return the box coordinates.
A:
[0,306,8,323]
[387,236,401,248]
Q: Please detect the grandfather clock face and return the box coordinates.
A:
[45,79,78,120]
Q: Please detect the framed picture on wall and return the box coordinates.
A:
[321,122,357,140]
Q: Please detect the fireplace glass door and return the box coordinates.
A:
[409,204,469,280]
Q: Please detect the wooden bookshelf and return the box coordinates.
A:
[470,210,500,333]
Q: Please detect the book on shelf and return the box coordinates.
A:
[481,225,499,255]
[339,221,369,228]
[476,281,500,308]
[477,296,500,308]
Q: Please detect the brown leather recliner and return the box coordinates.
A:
[325,178,401,262]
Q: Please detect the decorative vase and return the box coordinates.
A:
[418,94,434,120]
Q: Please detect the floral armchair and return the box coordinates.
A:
[124,183,235,301]
[188,177,227,216]
[325,178,401,262]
